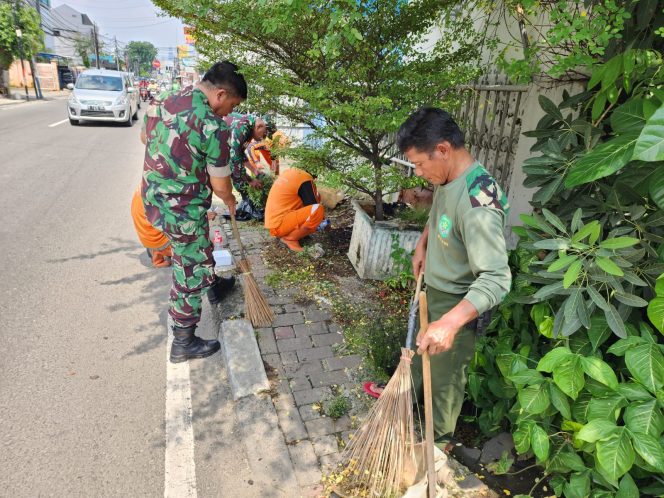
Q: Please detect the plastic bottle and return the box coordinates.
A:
[213,228,223,248]
[317,219,330,232]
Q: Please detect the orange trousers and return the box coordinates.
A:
[131,188,170,250]
[269,204,325,238]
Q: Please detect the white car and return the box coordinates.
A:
[67,69,139,126]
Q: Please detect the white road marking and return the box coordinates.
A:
[48,118,69,128]
[164,321,198,498]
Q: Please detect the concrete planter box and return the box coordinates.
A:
[347,199,422,280]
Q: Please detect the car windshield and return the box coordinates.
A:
[76,75,123,92]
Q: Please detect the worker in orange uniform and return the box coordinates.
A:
[130,187,173,267]
[264,168,325,252]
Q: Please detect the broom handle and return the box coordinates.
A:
[229,213,247,259]
[419,291,436,498]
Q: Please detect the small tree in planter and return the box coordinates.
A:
[152,0,483,220]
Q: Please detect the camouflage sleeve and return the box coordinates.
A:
[203,121,232,179]
[229,124,251,186]
[459,207,511,314]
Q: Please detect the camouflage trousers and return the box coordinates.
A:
[143,201,215,328]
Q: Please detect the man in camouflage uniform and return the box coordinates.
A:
[396,108,512,449]
[142,62,247,363]
[224,113,268,221]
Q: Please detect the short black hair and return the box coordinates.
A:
[202,61,248,99]
[397,107,465,153]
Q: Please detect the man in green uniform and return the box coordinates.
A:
[142,61,247,363]
[396,107,512,447]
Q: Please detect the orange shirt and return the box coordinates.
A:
[264,168,319,229]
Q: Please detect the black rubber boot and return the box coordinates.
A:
[169,325,220,363]
[207,275,236,305]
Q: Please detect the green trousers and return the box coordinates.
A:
[411,287,476,441]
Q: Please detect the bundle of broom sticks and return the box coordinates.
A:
[230,213,274,327]
[334,274,439,498]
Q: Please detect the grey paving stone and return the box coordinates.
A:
[308,370,350,388]
[280,351,299,365]
[323,354,363,372]
[283,359,323,378]
[268,295,294,306]
[299,403,323,422]
[274,326,295,339]
[277,336,312,353]
[305,307,332,322]
[312,435,338,457]
[284,303,305,313]
[288,441,322,487]
[273,312,305,327]
[273,393,308,443]
[327,323,342,334]
[319,452,342,472]
[293,387,331,406]
[255,327,277,354]
[293,322,328,337]
[305,417,335,437]
[297,346,334,362]
[311,332,343,348]
[289,376,312,392]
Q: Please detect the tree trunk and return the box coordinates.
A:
[373,161,384,221]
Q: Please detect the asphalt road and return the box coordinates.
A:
[0,98,259,497]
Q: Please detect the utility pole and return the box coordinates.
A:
[13,0,29,100]
[32,0,43,98]
[114,36,119,71]
[92,23,100,69]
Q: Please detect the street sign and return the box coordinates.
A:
[152,60,161,69]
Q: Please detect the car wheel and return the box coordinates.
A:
[123,112,133,127]
[69,118,79,126]
[132,106,139,120]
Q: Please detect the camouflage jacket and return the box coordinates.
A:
[142,86,232,218]
[224,112,256,188]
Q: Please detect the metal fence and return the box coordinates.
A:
[388,71,528,194]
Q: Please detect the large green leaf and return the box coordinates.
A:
[647,297,664,335]
[539,95,563,120]
[517,384,551,414]
[546,445,587,473]
[537,347,575,372]
[534,238,570,250]
[596,256,624,276]
[577,419,619,443]
[633,105,664,162]
[564,260,583,288]
[596,428,635,481]
[599,237,640,249]
[513,422,532,454]
[580,356,619,390]
[610,99,646,134]
[549,383,572,419]
[506,368,544,386]
[605,304,628,338]
[624,343,664,393]
[587,286,610,311]
[563,471,591,498]
[630,431,664,471]
[616,382,653,401]
[616,473,639,498]
[587,394,627,421]
[566,133,639,187]
[588,316,611,351]
[564,288,583,322]
[624,400,664,438]
[548,254,578,273]
[531,423,550,461]
[553,356,585,400]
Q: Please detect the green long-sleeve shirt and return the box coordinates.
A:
[424,162,512,315]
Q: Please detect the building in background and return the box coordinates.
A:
[51,4,95,65]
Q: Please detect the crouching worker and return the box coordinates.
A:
[264,168,324,252]
[130,187,172,267]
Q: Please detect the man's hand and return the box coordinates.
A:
[412,244,426,279]
[249,179,263,189]
[223,195,237,216]
[416,315,461,355]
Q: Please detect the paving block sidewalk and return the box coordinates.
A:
[223,220,496,498]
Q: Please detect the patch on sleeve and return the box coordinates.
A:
[466,166,510,213]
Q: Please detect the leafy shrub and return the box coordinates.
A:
[325,394,351,420]
[386,233,415,290]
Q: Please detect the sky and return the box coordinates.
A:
[50,0,186,62]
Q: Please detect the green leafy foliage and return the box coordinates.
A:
[385,233,414,290]
[0,3,43,70]
[125,41,158,76]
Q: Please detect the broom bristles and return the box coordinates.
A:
[237,257,274,327]
[335,348,417,498]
